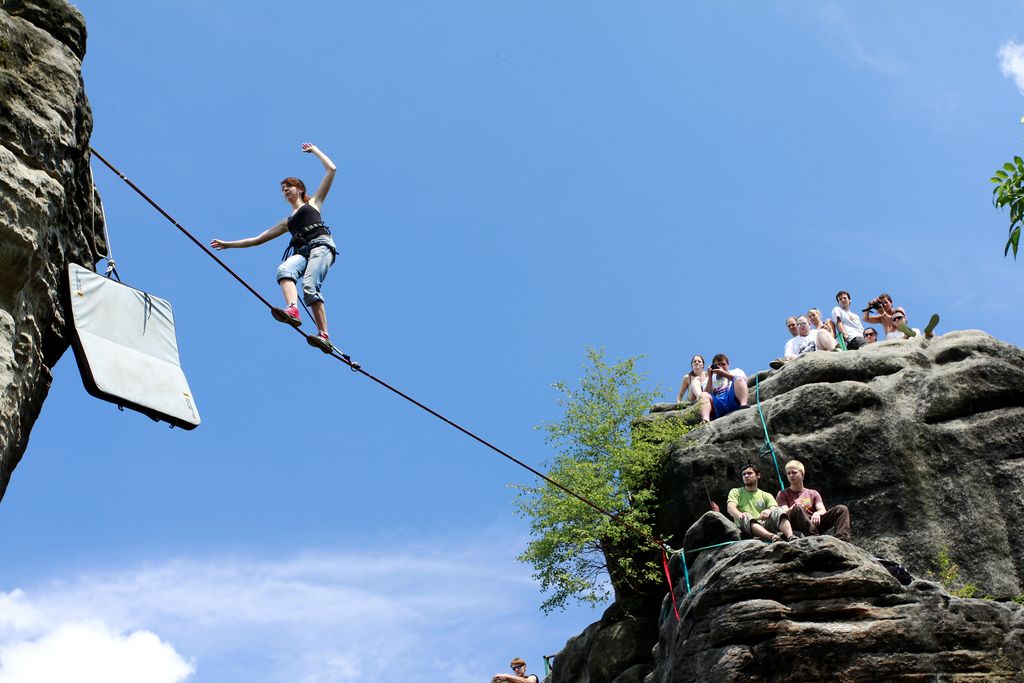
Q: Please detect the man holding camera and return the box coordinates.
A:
[862,292,898,337]
[697,353,749,424]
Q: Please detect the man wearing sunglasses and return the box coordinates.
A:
[769,316,837,369]
[888,307,921,340]
[492,657,539,683]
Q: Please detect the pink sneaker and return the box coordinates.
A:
[272,304,302,328]
[307,331,333,354]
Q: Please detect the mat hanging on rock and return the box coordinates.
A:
[65,263,200,429]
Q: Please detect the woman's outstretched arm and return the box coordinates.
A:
[303,142,337,206]
[211,218,288,250]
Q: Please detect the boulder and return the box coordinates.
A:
[657,330,1024,598]
[650,537,1024,682]
[549,600,658,683]
[0,0,103,499]
[550,332,1024,682]
[681,511,740,556]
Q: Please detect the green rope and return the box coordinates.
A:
[754,374,785,491]
[679,540,743,593]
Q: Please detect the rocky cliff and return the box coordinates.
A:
[550,331,1024,682]
[0,0,103,499]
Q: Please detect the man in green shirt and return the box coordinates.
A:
[726,463,796,542]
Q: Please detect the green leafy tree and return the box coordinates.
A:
[991,154,1024,258]
[513,347,692,613]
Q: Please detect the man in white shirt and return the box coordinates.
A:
[770,316,836,369]
[832,290,866,350]
[697,353,749,424]
[783,316,801,357]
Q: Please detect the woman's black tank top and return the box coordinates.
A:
[287,203,323,233]
[283,203,331,258]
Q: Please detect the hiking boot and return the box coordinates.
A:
[769,358,788,370]
[272,304,302,328]
[307,331,334,354]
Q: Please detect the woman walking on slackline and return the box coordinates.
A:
[211,142,341,355]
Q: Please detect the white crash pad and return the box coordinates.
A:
[66,263,200,429]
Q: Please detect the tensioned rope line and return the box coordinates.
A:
[90,148,277,310]
[754,374,785,491]
[88,147,676,559]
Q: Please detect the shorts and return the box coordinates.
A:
[711,384,740,418]
[276,237,337,306]
[736,507,788,537]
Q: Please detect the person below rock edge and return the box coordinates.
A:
[492,657,539,683]
[776,459,851,541]
[726,463,796,543]
[697,353,749,424]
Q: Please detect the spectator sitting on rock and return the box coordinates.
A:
[676,354,708,404]
[862,292,899,338]
[783,316,801,358]
[863,327,878,343]
[770,316,837,369]
[697,353,749,424]
[808,308,836,337]
[776,459,851,541]
[888,307,924,340]
[727,463,796,543]
[492,658,539,683]
[832,290,867,349]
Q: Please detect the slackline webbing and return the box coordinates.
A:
[89,148,683,615]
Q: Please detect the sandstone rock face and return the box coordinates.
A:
[551,600,659,683]
[0,0,103,499]
[653,537,1024,682]
[658,330,1024,599]
[549,331,1024,682]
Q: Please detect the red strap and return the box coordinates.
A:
[661,548,681,622]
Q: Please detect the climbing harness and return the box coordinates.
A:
[89,147,684,614]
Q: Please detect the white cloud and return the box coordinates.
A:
[999,40,1024,94]
[0,534,588,683]
[807,3,907,76]
[0,622,194,683]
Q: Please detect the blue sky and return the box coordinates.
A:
[3,2,1024,681]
